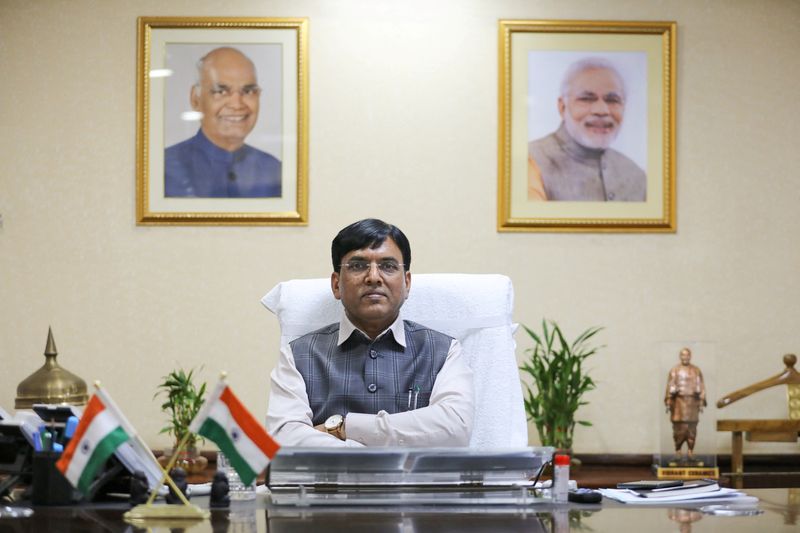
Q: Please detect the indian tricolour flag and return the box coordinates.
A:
[189,380,280,486]
[56,388,134,494]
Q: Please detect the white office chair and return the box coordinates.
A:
[262,273,528,448]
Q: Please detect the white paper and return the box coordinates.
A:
[598,487,758,505]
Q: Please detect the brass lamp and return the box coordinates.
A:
[15,327,88,408]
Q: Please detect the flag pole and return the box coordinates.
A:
[113,381,211,528]
[144,432,194,506]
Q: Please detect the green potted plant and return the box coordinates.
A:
[519,320,602,454]
[155,367,208,473]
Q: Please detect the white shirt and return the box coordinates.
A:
[266,313,474,447]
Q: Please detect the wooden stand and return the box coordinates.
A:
[716,419,800,475]
[715,354,800,487]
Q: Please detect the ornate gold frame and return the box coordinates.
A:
[497,20,676,232]
[136,17,309,225]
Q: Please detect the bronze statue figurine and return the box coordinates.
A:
[665,348,706,464]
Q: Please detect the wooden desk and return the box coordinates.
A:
[717,419,800,475]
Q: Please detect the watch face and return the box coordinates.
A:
[325,414,343,430]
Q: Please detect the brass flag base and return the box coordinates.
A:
[123,432,210,527]
[123,503,210,527]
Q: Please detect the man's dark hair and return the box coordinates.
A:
[331,219,411,273]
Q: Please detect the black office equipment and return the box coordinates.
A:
[0,424,33,499]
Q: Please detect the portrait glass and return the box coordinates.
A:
[163,44,283,199]
[498,20,676,232]
[137,18,308,225]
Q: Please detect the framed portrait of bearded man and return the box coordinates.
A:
[497,20,676,232]
[136,17,308,225]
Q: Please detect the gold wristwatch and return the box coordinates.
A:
[324,414,345,440]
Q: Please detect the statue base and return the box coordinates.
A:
[667,455,705,467]
[656,466,719,480]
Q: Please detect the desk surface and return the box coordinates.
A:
[4,488,798,532]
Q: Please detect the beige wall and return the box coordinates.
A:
[1,0,799,454]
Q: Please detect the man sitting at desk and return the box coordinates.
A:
[266,219,474,446]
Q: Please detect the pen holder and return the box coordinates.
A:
[32,451,78,505]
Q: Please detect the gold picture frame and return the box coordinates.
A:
[498,20,676,232]
[136,17,308,225]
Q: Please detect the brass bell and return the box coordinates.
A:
[15,327,88,409]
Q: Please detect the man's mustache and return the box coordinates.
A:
[583,118,618,129]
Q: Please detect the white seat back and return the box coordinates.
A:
[262,273,527,448]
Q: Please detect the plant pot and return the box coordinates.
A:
[157,446,208,475]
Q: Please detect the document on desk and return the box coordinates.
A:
[598,487,758,505]
[624,478,719,498]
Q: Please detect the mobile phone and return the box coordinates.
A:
[568,488,602,503]
[616,480,683,490]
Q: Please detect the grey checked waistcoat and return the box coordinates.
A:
[290,320,453,425]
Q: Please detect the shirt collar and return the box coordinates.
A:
[337,311,407,348]
[193,129,247,163]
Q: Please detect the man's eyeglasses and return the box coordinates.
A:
[340,260,405,276]
[205,84,262,101]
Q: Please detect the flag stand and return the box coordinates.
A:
[124,370,280,525]
[123,430,210,524]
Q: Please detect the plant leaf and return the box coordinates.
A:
[519,321,603,448]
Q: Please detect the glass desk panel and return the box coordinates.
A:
[0,488,796,532]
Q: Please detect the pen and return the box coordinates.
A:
[48,417,57,441]
[63,416,79,447]
[42,430,52,452]
[407,389,412,410]
[413,385,420,410]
